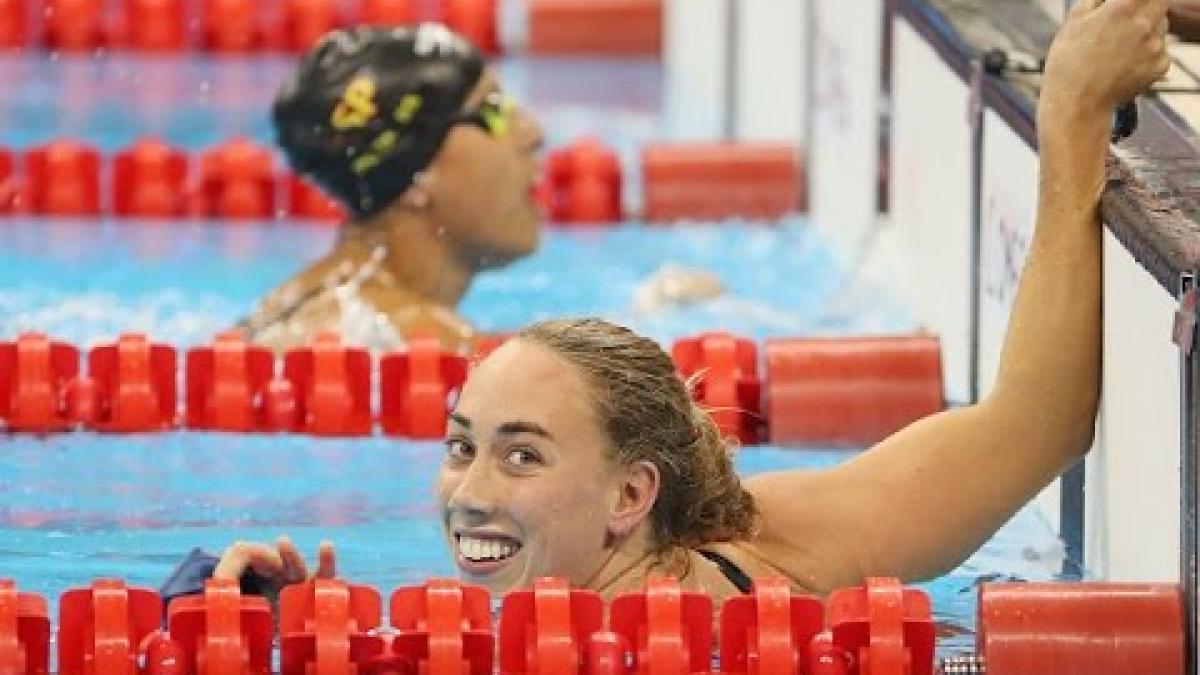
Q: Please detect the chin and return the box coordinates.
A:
[515,230,540,258]
[492,232,541,268]
[467,568,525,595]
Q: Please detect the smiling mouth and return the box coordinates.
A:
[456,533,523,564]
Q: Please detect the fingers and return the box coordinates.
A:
[1136,0,1170,22]
[1156,53,1173,80]
[276,535,311,584]
[314,540,337,579]
[1099,0,1168,21]
[214,540,285,581]
[1070,0,1103,14]
[1153,17,1172,81]
[214,536,329,587]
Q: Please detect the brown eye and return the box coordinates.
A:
[444,438,474,462]
[503,445,541,468]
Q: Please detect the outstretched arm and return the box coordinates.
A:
[745,0,1170,590]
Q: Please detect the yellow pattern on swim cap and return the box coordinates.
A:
[331,75,378,130]
[394,94,423,124]
[351,129,399,175]
[479,96,512,137]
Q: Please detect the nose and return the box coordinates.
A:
[513,106,544,155]
[442,458,502,522]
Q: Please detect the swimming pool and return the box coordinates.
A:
[0,53,1069,660]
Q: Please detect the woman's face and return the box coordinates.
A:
[424,68,544,270]
[435,339,625,594]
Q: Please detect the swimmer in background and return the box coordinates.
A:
[239,24,544,353]
[215,0,1168,609]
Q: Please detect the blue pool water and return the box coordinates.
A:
[0,219,907,348]
[0,215,1067,658]
[0,53,1069,661]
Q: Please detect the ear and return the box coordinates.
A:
[398,171,434,210]
[398,185,430,210]
[606,460,660,540]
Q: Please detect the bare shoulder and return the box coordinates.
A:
[245,290,343,352]
[698,540,828,596]
[717,469,869,593]
[241,255,348,343]
[368,290,477,352]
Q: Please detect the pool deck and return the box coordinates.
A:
[891,0,1200,292]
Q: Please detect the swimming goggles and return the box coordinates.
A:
[452,91,515,138]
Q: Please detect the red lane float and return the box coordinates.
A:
[280,0,342,53]
[201,0,265,53]
[583,630,628,675]
[86,333,177,432]
[0,333,79,433]
[528,0,661,55]
[283,331,373,436]
[720,577,824,675]
[116,0,187,52]
[0,0,25,49]
[390,579,494,675]
[542,138,622,225]
[499,577,604,675]
[58,579,162,675]
[285,174,346,222]
[380,333,469,439]
[25,140,102,216]
[0,148,17,213]
[359,0,416,26]
[261,377,300,433]
[0,579,49,675]
[113,137,188,218]
[642,143,802,222]
[44,0,106,52]
[193,137,277,220]
[63,375,100,429]
[444,0,499,55]
[672,332,763,445]
[827,577,934,675]
[977,582,1184,675]
[764,336,944,448]
[808,633,850,675]
[279,579,385,675]
[185,331,276,432]
[608,577,712,675]
[3,577,1191,674]
[167,579,273,675]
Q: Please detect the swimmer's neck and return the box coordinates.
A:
[581,523,670,599]
[336,207,475,308]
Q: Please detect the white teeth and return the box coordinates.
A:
[459,535,520,562]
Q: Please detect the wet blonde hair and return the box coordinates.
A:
[516,318,758,551]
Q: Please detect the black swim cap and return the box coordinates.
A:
[273,24,485,218]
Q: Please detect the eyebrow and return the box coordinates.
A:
[448,413,555,441]
[497,420,555,440]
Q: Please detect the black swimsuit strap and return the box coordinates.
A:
[697,549,754,594]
